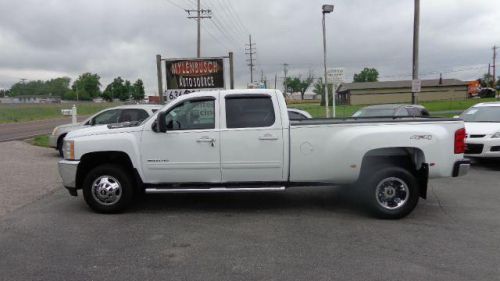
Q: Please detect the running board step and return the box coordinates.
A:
[145,186,286,194]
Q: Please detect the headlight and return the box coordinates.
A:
[51,127,59,136]
[492,132,500,138]
[63,140,75,160]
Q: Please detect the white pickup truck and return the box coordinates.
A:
[58,89,470,219]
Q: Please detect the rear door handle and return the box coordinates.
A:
[259,134,278,141]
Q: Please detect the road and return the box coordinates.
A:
[0,142,499,281]
[0,116,87,142]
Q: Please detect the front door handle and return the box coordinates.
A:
[258,134,278,141]
[196,137,216,147]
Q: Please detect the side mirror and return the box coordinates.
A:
[89,118,96,126]
[157,111,167,133]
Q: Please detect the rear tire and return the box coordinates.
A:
[361,166,419,219]
[82,164,135,213]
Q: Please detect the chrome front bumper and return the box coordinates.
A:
[58,160,79,189]
[452,159,470,177]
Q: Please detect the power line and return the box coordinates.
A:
[165,0,186,10]
[209,18,242,48]
[208,0,247,43]
[222,0,251,35]
[201,24,231,51]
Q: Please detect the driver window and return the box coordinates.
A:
[92,109,120,125]
[164,99,215,130]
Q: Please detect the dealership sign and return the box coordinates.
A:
[165,58,224,101]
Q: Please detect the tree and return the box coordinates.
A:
[313,79,334,106]
[480,73,494,87]
[285,75,314,100]
[132,79,145,101]
[46,77,71,98]
[353,67,379,82]
[122,80,133,101]
[0,89,9,97]
[102,84,113,102]
[9,77,71,98]
[72,73,101,100]
[102,77,128,101]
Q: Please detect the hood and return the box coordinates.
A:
[464,122,500,136]
[65,123,144,139]
[55,122,85,132]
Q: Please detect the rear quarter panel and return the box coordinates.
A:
[289,120,464,184]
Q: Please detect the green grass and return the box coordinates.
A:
[289,98,499,118]
[0,102,122,123]
[32,135,49,147]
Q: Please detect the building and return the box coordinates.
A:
[0,95,61,104]
[336,79,468,105]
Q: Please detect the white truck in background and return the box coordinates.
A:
[58,89,470,219]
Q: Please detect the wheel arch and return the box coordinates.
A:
[76,151,143,191]
[56,133,67,149]
[360,147,428,199]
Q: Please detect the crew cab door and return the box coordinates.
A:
[140,95,221,183]
[220,94,285,182]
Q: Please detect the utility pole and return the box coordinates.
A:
[493,45,498,86]
[185,1,212,58]
[245,35,256,83]
[274,73,277,89]
[411,0,420,104]
[228,51,234,89]
[283,63,289,94]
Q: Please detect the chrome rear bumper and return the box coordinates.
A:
[452,159,470,177]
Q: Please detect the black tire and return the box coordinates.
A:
[361,166,419,219]
[57,135,65,157]
[82,164,135,213]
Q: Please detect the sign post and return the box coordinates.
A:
[411,79,421,96]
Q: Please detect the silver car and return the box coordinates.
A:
[49,104,161,156]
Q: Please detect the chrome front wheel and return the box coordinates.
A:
[83,165,135,213]
[91,175,122,206]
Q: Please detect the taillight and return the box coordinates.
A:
[455,128,466,154]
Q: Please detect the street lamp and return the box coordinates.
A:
[322,4,334,118]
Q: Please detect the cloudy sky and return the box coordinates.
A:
[1,0,499,93]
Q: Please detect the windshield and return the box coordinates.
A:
[461,106,500,122]
[353,108,396,117]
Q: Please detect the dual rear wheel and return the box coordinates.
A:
[359,166,419,219]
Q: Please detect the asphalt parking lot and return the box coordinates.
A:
[0,141,499,281]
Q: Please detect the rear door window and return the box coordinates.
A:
[118,109,149,122]
[225,96,275,128]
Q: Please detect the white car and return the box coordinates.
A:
[287,108,312,120]
[49,104,161,156]
[461,102,500,158]
[58,89,469,219]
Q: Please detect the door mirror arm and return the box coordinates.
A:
[157,111,168,133]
